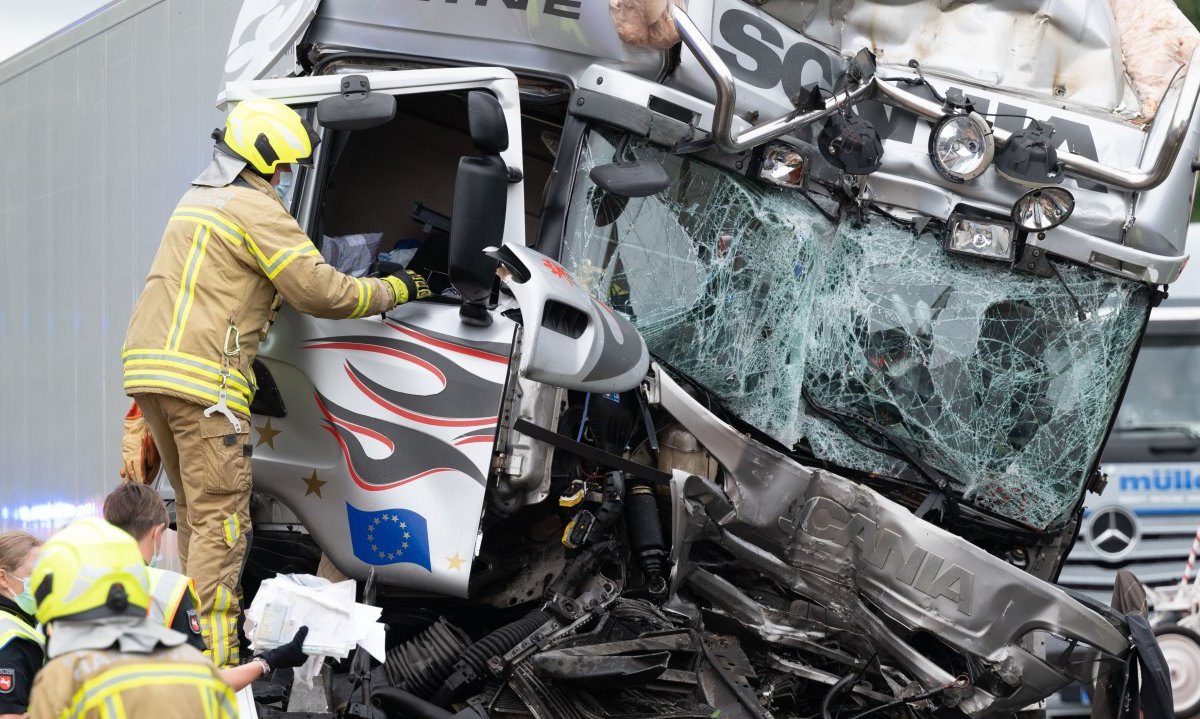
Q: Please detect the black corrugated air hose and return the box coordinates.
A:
[372,618,472,699]
[430,609,554,707]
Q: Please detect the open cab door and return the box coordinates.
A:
[224,67,647,597]
[223,69,530,597]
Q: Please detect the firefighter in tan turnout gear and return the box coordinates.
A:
[122,98,431,666]
[27,518,235,719]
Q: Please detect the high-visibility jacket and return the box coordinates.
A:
[0,607,44,713]
[28,643,234,719]
[0,610,42,653]
[145,567,195,629]
[123,168,401,415]
[144,567,205,651]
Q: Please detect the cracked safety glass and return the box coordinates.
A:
[562,128,1151,529]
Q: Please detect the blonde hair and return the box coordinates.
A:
[0,531,41,574]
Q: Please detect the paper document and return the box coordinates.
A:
[244,574,388,687]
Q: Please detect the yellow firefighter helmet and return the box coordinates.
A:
[31,517,150,625]
[220,98,320,175]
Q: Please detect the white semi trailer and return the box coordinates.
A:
[0,0,242,528]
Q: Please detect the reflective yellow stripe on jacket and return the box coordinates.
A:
[146,567,192,629]
[246,236,322,280]
[175,205,319,280]
[121,349,252,417]
[60,662,235,719]
[171,207,247,248]
[0,612,44,651]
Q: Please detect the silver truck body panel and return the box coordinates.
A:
[251,303,515,595]
[219,0,320,99]
[492,243,651,393]
[306,0,670,84]
[664,0,1200,283]
[655,366,1130,716]
[751,0,1143,119]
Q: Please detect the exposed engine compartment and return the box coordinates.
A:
[256,361,1167,719]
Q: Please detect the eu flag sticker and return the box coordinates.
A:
[346,503,432,571]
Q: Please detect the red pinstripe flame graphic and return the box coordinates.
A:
[384,321,509,364]
[305,341,447,385]
[345,363,496,428]
[316,393,454,491]
[454,435,496,446]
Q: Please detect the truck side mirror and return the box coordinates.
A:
[587,160,669,226]
[448,91,512,327]
[466,90,508,153]
[316,75,396,131]
[589,160,670,198]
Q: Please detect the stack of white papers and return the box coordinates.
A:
[244,574,387,687]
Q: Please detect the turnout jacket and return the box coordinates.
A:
[28,642,233,719]
[123,168,399,415]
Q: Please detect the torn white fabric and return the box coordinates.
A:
[1109,0,1200,118]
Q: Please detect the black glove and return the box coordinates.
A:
[258,626,309,671]
[385,269,432,304]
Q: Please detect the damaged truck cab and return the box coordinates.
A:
[223,0,1200,716]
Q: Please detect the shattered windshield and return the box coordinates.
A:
[561,128,1151,529]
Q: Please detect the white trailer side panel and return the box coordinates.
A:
[0,0,240,532]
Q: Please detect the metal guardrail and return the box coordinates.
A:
[672,7,1200,193]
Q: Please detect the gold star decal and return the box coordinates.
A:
[446,552,466,571]
[302,471,327,498]
[256,418,282,449]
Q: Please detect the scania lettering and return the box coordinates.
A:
[802,496,976,615]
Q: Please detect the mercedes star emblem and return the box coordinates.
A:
[1087,505,1139,561]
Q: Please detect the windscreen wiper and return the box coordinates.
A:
[801,387,960,521]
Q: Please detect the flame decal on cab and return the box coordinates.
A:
[305,334,503,421]
[316,392,488,490]
[305,328,509,491]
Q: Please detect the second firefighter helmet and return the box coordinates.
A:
[31,517,150,625]
[217,98,320,175]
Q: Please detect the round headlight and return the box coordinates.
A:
[928,112,994,182]
[759,143,808,189]
[1012,186,1075,232]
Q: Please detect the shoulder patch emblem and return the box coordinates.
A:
[0,668,14,693]
[187,609,201,634]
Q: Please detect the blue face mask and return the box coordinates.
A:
[274,168,295,203]
[9,576,35,616]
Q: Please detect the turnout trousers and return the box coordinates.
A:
[135,392,251,667]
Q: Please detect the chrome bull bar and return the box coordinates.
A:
[673,6,1200,193]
